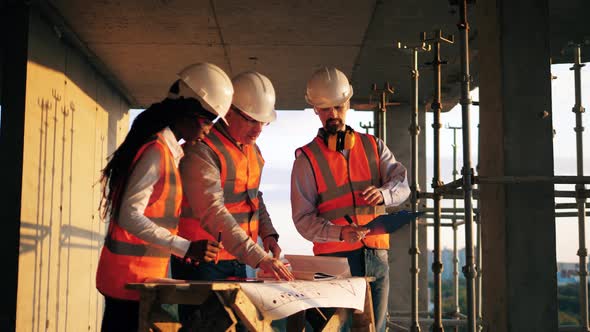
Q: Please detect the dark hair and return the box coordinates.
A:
[99,97,207,221]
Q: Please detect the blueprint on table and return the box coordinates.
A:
[239,277,367,320]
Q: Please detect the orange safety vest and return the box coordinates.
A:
[297,131,389,255]
[96,133,182,300]
[178,127,263,261]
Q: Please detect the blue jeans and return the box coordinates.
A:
[323,248,390,332]
[171,257,247,330]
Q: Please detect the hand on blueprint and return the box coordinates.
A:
[263,235,282,258]
[258,256,295,281]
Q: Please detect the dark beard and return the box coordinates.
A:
[325,118,343,135]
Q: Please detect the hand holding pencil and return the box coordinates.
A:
[185,239,223,264]
[340,214,370,243]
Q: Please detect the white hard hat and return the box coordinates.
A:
[305,67,354,108]
[175,63,233,124]
[232,71,277,123]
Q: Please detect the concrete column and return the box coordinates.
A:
[0,2,29,331]
[477,0,558,331]
[386,104,429,317]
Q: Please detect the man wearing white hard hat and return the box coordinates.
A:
[173,71,294,329]
[290,67,410,332]
[96,62,232,331]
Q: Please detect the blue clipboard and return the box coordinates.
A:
[365,210,425,235]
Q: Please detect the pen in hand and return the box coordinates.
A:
[344,214,369,243]
[344,214,356,227]
[215,231,222,265]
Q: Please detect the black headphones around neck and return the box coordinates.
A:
[322,127,356,152]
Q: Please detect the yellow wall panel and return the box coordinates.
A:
[17,11,129,332]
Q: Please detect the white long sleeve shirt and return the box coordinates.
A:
[290,131,411,243]
[116,127,191,258]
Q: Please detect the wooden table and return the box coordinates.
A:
[126,278,376,332]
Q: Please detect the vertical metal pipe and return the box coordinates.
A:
[457,1,477,331]
[373,108,382,140]
[422,28,452,332]
[475,99,483,332]
[476,209,483,331]
[409,46,422,332]
[379,92,387,142]
[571,44,589,331]
[371,83,391,141]
[451,127,460,332]
[431,38,444,332]
[400,40,429,331]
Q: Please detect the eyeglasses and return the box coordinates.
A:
[233,107,269,127]
[195,113,221,126]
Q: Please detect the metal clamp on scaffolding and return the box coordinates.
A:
[461,263,477,280]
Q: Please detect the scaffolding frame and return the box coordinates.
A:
[389,2,589,331]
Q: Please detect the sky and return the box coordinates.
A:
[128,62,589,262]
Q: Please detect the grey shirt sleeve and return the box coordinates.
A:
[375,138,411,207]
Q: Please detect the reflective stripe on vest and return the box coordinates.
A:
[96,133,182,300]
[178,127,263,261]
[299,132,389,254]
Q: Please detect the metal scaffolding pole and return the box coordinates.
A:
[475,208,482,331]
[371,83,394,142]
[397,40,430,332]
[453,1,477,331]
[446,124,462,331]
[422,29,454,332]
[570,43,589,332]
[476,175,590,184]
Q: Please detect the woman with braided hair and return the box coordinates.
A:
[96,63,234,332]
